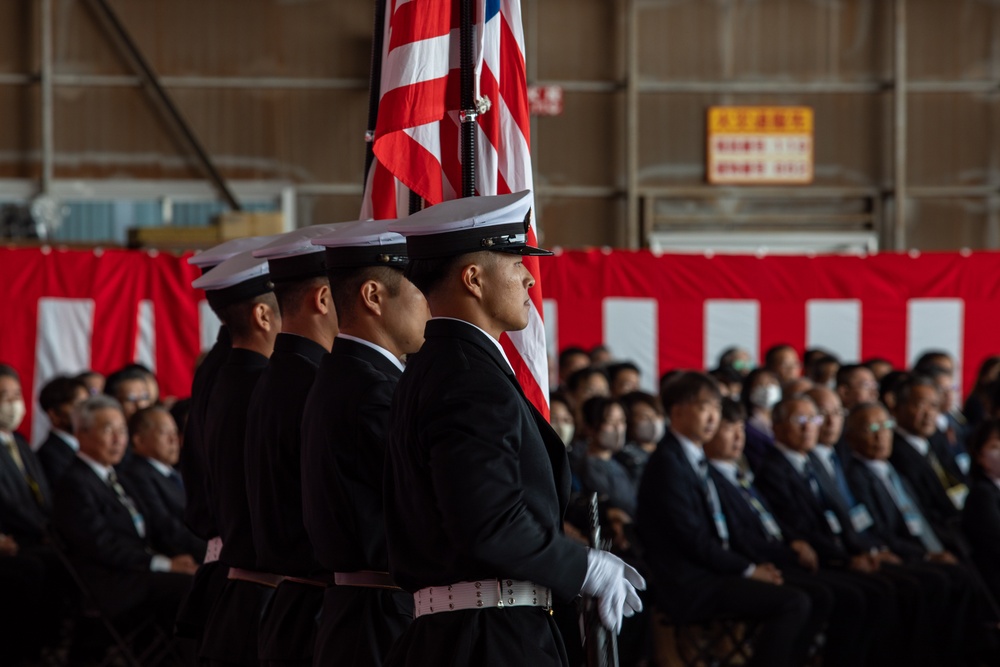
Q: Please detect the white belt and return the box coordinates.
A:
[204,536,223,564]
[413,579,551,618]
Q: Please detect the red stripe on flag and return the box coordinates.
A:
[500,333,549,419]
[375,77,450,137]
[370,161,398,219]
[374,130,446,204]
[498,14,531,145]
[388,0,453,53]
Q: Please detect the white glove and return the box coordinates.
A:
[580,548,646,634]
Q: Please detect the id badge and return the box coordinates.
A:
[849,504,874,533]
[955,453,971,476]
[823,510,842,534]
[903,511,923,536]
[947,483,969,510]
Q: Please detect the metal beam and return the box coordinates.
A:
[624,0,640,249]
[893,0,908,250]
[82,0,240,210]
[40,0,54,195]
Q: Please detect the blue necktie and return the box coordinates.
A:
[886,468,944,553]
[827,450,857,508]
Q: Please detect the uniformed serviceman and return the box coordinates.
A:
[301,219,429,665]
[192,251,281,667]
[245,225,341,667]
[384,191,645,666]
[177,235,278,645]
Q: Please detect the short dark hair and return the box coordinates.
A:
[717,347,743,368]
[764,344,796,369]
[559,346,589,367]
[566,367,608,394]
[405,250,494,297]
[836,364,869,388]
[620,390,662,416]
[661,371,721,411]
[658,369,685,400]
[580,396,623,432]
[39,376,88,412]
[274,276,330,319]
[914,351,952,373]
[128,405,171,436]
[720,397,746,423]
[845,401,889,437]
[772,394,816,424]
[710,366,743,387]
[214,292,280,341]
[549,391,571,411]
[879,370,909,406]
[327,266,402,325]
[608,361,640,383]
[895,374,940,406]
[104,367,150,399]
[0,364,20,383]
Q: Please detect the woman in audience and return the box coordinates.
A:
[549,392,575,450]
[574,396,637,517]
[961,419,1000,603]
[741,368,780,471]
[617,391,665,488]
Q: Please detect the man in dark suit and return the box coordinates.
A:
[192,250,282,667]
[890,375,969,553]
[52,395,197,630]
[120,406,205,559]
[962,420,1000,603]
[244,226,340,667]
[35,375,89,486]
[844,401,997,665]
[177,235,276,645]
[302,220,429,665]
[0,365,53,548]
[637,372,811,667]
[384,192,642,667]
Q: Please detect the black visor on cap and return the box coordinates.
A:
[324,243,409,270]
[204,274,274,310]
[267,252,327,284]
[405,221,552,259]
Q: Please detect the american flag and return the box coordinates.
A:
[362,0,550,417]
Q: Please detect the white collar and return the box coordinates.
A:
[672,429,705,476]
[77,452,113,483]
[774,441,809,475]
[53,429,79,452]
[895,427,929,456]
[861,457,892,480]
[144,457,174,478]
[431,317,514,374]
[709,459,741,485]
[337,333,406,372]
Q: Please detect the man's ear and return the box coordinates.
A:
[313,283,333,316]
[253,301,278,332]
[459,261,485,300]
[359,279,383,317]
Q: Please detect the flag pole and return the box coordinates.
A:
[363,0,388,184]
[459,0,477,198]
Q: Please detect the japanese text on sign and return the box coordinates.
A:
[707,106,814,184]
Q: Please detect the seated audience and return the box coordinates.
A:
[961,419,1000,603]
[717,346,753,377]
[709,366,743,398]
[741,368,780,471]
[764,344,802,384]
[862,357,893,382]
[608,361,641,398]
[807,354,840,389]
[637,372,812,667]
[36,375,89,485]
[575,396,636,517]
[921,364,970,468]
[75,370,105,396]
[557,346,591,389]
[120,406,206,559]
[781,376,813,398]
[53,395,197,630]
[590,344,613,366]
[836,363,880,412]
[617,391,665,487]
[549,392,576,450]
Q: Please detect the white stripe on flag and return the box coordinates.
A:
[704,300,760,370]
[31,298,94,447]
[907,298,964,386]
[199,301,222,353]
[604,298,658,393]
[806,299,861,363]
[134,300,156,372]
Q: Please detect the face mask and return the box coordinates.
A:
[634,418,666,444]
[981,449,1000,479]
[0,399,26,432]
[749,384,781,410]
[597,427,625,452]
[553,422,575,448]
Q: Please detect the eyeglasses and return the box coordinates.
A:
[866,419,896,433]
[793,415,824,427]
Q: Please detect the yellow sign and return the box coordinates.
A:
[707,106,814,184]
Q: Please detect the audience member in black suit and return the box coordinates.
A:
[52,395,197,631]
[576,396,638,517]
[741,368,781,471]
[637,372,812,667]
[964,356,1000,429]
[890,375,970,554]
[608,361,641,398]
[557,346,591,391]
[844,402,994,666]
[120,406,206,559]
[103,366,153,422]
[961,419,1000,604]
[922,364,971,470]
[36,375,89,486]
[616,391,664,488]
[0,365,53,548]
[705,398,867,667]
[835,364,879,413]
